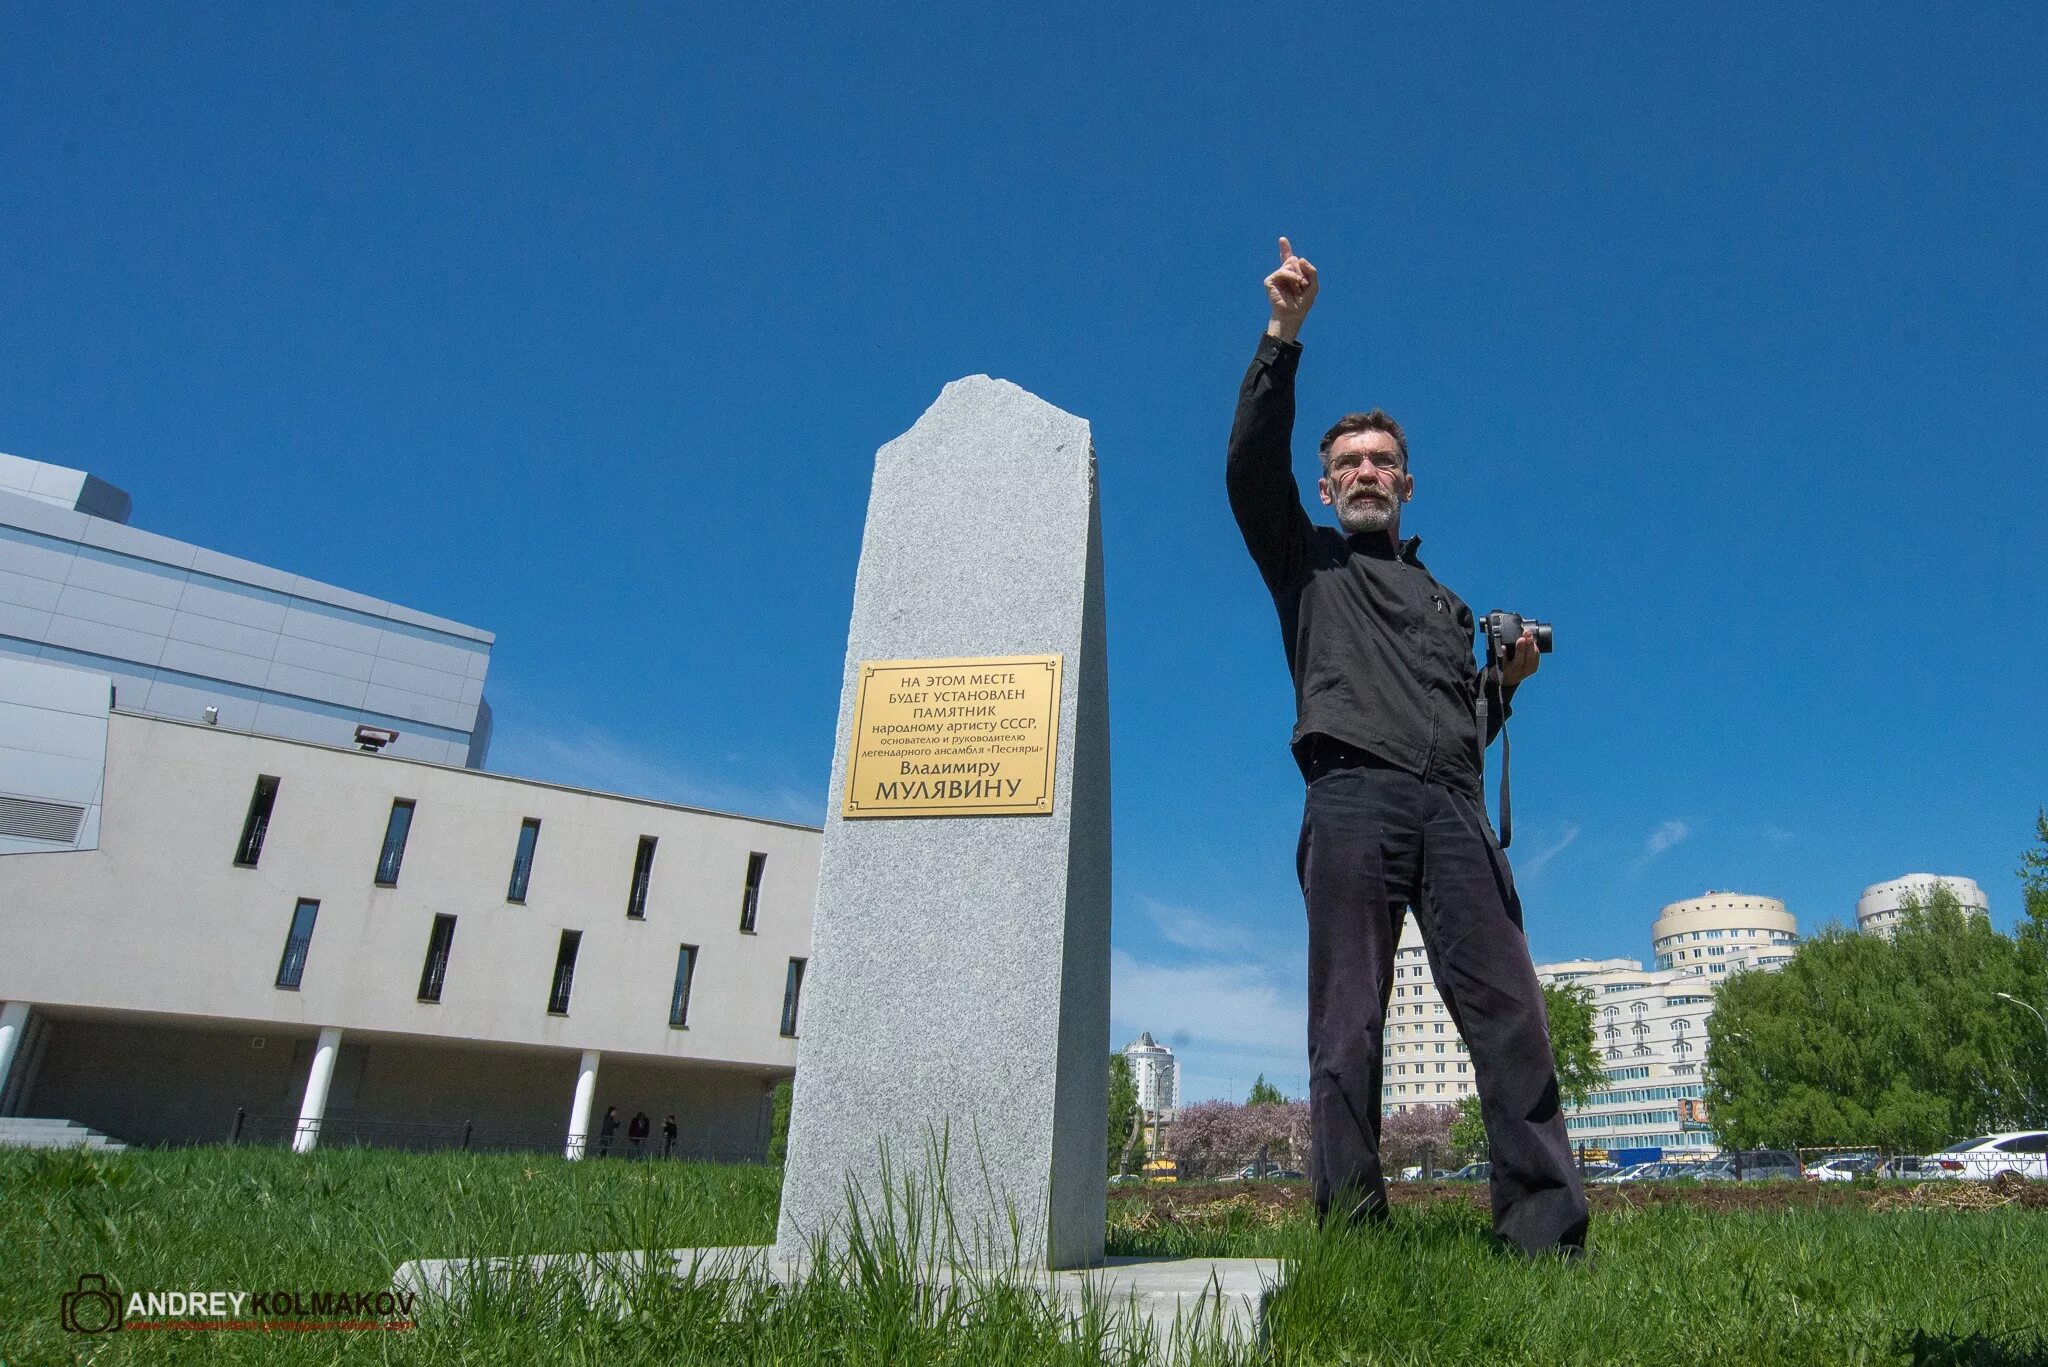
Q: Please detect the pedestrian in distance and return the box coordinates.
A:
[598,1105,620,1158]
[662,1113,678,1159]
[1226,237,1589,1257]
[628,1110,651,1157]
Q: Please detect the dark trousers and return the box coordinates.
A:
[1297,750,1588,1255]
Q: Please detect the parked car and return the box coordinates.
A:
[1920,1131,2048,1181]
[1806,1155,1878,1183]
[1696,1149,1802,1181]
[1629,1161,1701,1181]
[1592,1163,1653,1184]
[1270,1168,1306,1181]
[1872,1155,1933,1180]
[1444,1162,1491,1181]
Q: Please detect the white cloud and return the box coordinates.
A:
[1519,822,1580,876]
[1111,947,1308,1103]
[1642,820,1691,859]
[1139,898,1263,957]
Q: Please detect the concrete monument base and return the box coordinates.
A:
[394,1246,1279,1342]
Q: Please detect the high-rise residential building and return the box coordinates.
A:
[1855,874,1990,939]
[1382,919,1476,1112]
[1651,891,1799,977]
[1123,1031,1179,1118]
[1,453,494,771]
[1534,959,1720,1156]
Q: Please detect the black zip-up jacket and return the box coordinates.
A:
[1226,333,1510,794]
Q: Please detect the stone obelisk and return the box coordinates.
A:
[773,375,1110,1269]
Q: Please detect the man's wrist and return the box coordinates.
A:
[1266,316,1303,344]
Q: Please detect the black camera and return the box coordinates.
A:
[60,1273,123,1334]
[1481,611,1554,666]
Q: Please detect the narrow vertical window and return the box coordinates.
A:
[375,799,416,886]
[236,776,280,867]
[779,957,807,1037]
[548,930,582,1015]
[275,898,318,989]
[739,851,767,932]
[626,836,657,919]
[669,944,699,1028]
[418,914,457,1002]
[507,818,541,903]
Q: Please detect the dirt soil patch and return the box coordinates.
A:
[1109,1175,2048,1221]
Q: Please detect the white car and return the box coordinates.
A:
[1806,1155,1877,1182]
[1921,1131,2048,1181]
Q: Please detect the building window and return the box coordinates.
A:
[418,914,457,1002]
[375,799,416,886]
[275,898,317,989]
[740,852,767,933]
[548,930,582,1015]
[627,836,658,919]
[669,943,699,1028]
[507,818,541,903]
[779,956,807,1037]
[235,776,280,867]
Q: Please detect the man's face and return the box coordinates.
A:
[1318,430,1413,535]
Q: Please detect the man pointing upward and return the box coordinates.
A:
[1228,237,1587,1257]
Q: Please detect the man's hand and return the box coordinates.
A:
[1264,236,1318,343]
[1502,630,1541,687]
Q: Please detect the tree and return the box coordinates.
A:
[1541,982,1604,1110]
[1380,1103,1458,1174]
[1107,1053,1140,1175]
[1449,1095,1487,1160]
[1246,1075,1288,1106]
[1168,1099,1310,1178]
[1705,880,2046,1152]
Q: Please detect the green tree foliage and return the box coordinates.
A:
[1107,1053,1139,1175]
[1707,878,2048,1153]
[1246,1074,1288,1106]
[767,1078,793,1165]
[1449,1094,1487,1160]
[1541,982,1604,1111]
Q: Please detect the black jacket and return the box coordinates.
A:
[1227,333,1509,794]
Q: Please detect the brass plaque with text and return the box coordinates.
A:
[841,654,1063,818]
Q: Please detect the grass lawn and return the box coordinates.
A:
[2,1146,2043,1364]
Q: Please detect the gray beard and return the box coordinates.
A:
[1336,494,1396,535]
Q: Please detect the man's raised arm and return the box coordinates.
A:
[1228,236,1321,591]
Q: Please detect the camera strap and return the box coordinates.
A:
[1478,665,1512,848]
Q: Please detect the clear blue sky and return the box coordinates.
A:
[6,5,2044,1103]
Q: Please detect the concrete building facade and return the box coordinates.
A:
[1856,873,1990,938]
[1,455,494,770]
[1535,960,1720,1156]
[1383,919,1476,1111]
[0,695,820,1157]
[1651,891,1799,978]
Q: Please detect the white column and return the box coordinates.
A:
[292,1027,343,1154]
[564,1050,600,1160]
[0,1003,29,1107]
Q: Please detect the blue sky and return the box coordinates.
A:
[5,4,2045,1103]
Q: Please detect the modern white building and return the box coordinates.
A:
[0,450,823,1159]
[1856,873,1990,938]
[0,678,819,1157]
[1,453,495,769]
[1122,1031,1179,1118]
[1651,891,1799,978]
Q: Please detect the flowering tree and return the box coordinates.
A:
[1167,1099,1311,1178]
[1379,1103,1459,1173]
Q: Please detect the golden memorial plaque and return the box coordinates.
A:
[841,654,1063,818]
